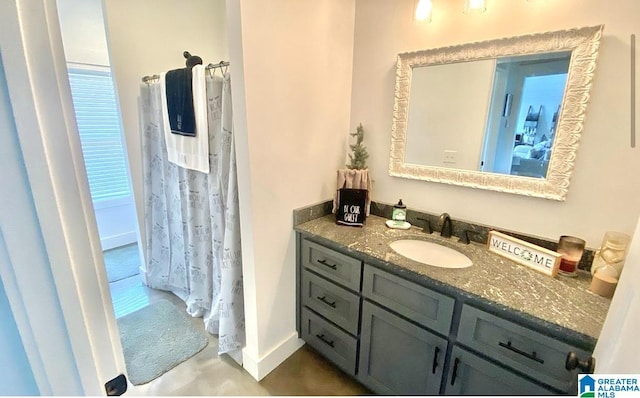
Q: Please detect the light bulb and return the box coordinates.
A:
[414,0,433,24]
[464,0,487,14]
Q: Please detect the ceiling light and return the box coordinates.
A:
[464,0,487,14]
[414,0,433,24]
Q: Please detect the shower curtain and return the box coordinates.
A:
[139,72,244,356]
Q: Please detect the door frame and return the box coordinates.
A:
[0,0,125,394]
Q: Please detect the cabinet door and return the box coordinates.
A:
[358,301,446,395]
[445,346,557,396]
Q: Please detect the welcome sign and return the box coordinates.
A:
[487,231,562,277]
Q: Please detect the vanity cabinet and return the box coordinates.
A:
[296,236,591,395]
[444,346,556,395]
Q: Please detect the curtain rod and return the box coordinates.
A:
[141,60,230,84]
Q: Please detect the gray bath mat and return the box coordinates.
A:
[117,300,209,385]
[104,243,140,283]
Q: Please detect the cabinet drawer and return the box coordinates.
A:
[362,264,455,335]
[301,307,358,375]
[445,345,556,396]
[302,270,360,335]
[457,304,589,393]
[301,239,362,291]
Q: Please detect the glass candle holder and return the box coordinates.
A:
[557,235,586,276]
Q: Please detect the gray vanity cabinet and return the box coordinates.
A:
[296,236,593,396]
[358,300,447,395]
[444,346,556,396]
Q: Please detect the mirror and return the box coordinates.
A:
[389,25,604,201]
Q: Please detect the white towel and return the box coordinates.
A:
[160,64,209,173]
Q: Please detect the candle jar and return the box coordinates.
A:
[591,231,631,279]
[557,235,586,276]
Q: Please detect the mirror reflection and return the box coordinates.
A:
[405,52,571,179]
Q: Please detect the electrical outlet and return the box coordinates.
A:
[443,150,457,165]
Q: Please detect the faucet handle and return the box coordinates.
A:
[460,229,485,245]
[416,217,432,234]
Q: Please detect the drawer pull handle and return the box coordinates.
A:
[317,259,337,270]
[315,333,335,348]
[432,346,440,374]
[316,295,337,308]
[499,341,544,364]
[450,357,460,386]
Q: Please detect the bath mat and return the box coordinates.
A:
[117,300,209,385]
[104,243,140,283]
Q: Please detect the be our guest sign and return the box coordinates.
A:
[487,231,562,277]
[336,188,367,227]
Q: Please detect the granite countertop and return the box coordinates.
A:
[295,214,611,346]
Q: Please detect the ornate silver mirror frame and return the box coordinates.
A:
[389,25,604,201]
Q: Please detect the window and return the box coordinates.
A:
[67,67,131,203]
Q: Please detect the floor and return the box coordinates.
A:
[104,244,369,396]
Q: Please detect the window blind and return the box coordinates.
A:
[67,68,131,202]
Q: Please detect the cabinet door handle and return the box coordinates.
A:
[316,295,337,308]
[315,333,335,348]
[499,340,544,364]
[432,346,440,374]
[317,258,337,270]
[566,352,595,373]
[450,358,460,386]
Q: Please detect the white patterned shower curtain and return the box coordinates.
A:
[138,72,244,356]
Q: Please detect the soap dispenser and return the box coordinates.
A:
[392,199,407,223]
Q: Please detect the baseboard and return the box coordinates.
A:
[100,232,136,251]
[138,266,149,286]
[242,332,304,381]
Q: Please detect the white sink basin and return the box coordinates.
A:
[389,239,472,269]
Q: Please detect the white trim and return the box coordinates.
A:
[242,333,304,381]
[101,231,137,251]
[0,0,125,394]
[66,61,110,72]
[93,195,133,210]
[0,232,52,395]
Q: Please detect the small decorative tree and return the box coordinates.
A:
[347,123,369,170]
[334,122,372,219]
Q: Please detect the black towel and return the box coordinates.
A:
[165,68,196,137]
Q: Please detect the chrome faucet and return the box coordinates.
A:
[439,213,452,238]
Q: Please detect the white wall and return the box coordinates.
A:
[94,200,138,250]
[227,0,356,379]
[56,0,109,65]
[350,0,640,247]
[102,0,228,251]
